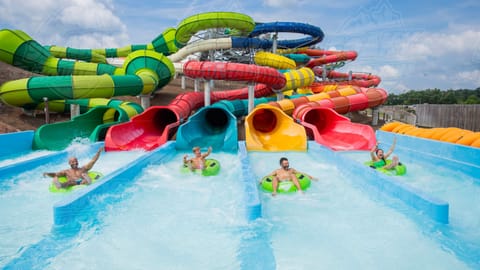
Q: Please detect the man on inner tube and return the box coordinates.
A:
[43,147,104,189]
[183,146,212,171]
[269,157,316,196]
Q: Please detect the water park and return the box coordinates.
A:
[1,11,480,269]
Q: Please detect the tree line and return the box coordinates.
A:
[385,87,480,105]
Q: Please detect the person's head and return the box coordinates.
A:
[375,149,384,159]
[279,157,289,169]
[192,146,201,157]
[68,157,79,169]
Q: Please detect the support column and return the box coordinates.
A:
[275,91,284,101]
[140,95,150,109]
[272,33,278,54]
[70,104,80,120]
[194,79,199,92]
[181,76,186,90]
[372,106,379,126]
[204,80,211,106]
[43,97,50,124]
[247,84,255,113]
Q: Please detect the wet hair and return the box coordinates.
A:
[375,149,386,162]
[192,146,200,152]
[279,157,288,164]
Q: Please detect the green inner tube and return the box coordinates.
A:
[49,171,103,193]
[365,160,407,176]
[260,173,311,193]
[181,158,221,176]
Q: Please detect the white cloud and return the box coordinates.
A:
[395,30,480,62]
[0,0,129,48]
[456,70,480,87]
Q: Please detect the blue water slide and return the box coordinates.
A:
[231,37,273,49]
[249,22,324,48]
[175,106,238,152]
[175,97,275,152]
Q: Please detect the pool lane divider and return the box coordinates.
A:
[377,130,480,181]
[308,141,449,224]
[237,141,276,270]
[0,135,103,180]
[0,130,34,156]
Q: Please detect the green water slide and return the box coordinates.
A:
[0,29,175,150]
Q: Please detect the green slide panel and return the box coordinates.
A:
[175,12,255,47]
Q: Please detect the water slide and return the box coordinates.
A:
[245,85,387,151]
[104,17,325,152]
[0,29,175,150]
[105,60,286,151]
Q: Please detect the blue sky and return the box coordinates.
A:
[1,0,479,93]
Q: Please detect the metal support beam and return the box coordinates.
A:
[70,104,80,120]
[204,80,211,106]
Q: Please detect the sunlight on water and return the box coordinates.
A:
[249,152,470,270]
[0,149,146,268]
[46,152,246,270]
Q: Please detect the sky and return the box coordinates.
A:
[1,0,479,93]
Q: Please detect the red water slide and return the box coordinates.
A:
[299,49,358,68]
[293,87,387,150]
[104,61,284,151]
[312,67,381,88]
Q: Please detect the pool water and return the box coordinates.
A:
[44,152,246,270]
[0,145,146,268]
[249,151,471,270]
[0,150,53,168]
[1,145,479,269]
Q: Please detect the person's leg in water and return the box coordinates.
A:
[272,176,279,196]
[291,174,304,194]
[79,172,92,185]
[53,177,77,188]
[384,156,399,170]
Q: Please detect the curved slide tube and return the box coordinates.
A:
[245,87,387,151]
[296,107,375,151]
[249,22,324,48]
[301,49,358,68]
[175,97,276,152]
[41,11,256,63]
[105,83,275,151]
[32,99,143,150]
[245,104,308,151]
[0,29,175,150]
[312,67,381,88]
[44,27,178,63]
[105,56,292,151]
[173,61,314,152]
[175,12,256,48]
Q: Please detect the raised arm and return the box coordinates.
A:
[370,142,378,161]
[384,137,397,159]
[202,147,212,158]
[83,147,104,171]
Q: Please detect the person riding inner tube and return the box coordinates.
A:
[49,171,103,193]
[181,158,221,176]
[260,172,312,194]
